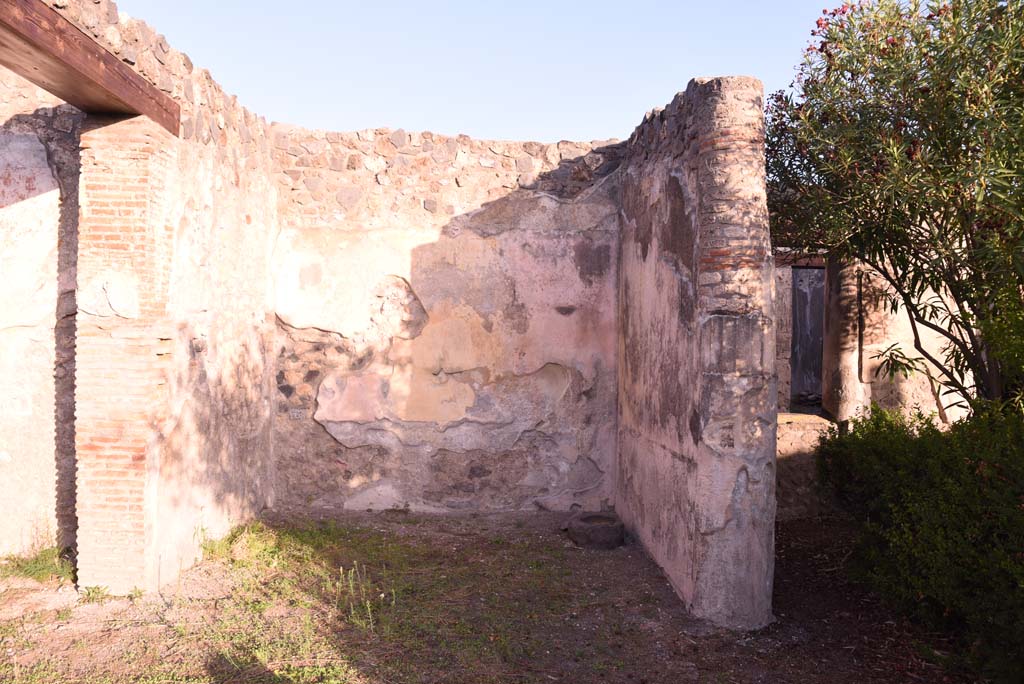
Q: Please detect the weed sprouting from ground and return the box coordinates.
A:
[79,586,110,604]
[333,561,390,633]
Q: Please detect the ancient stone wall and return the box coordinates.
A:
[616,77,776,629]
[55,0,279,590]
[269,125,622,513]
[775,413,830,520]
[0,0,784,619]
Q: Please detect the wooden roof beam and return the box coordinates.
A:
[0,0,180,136]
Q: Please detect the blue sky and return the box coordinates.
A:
[115,0,826,142]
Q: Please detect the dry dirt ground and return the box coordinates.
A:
[0,513,966,684]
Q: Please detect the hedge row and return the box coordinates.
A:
[818,406,1024,681]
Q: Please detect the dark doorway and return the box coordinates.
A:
[791,268,824,410]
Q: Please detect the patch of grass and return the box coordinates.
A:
[0,620,18,640]
[275,662,364,683]
[0,662,63,683]
[67,674,216,684]
[0,546,74,583]
[4,519,681,682]
[0,515,961,684]
[199,527,240,562]
[197,520,573,680]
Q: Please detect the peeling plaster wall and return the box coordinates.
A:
[616,78,776,630]
[0,70,83,556]
[68,107,276,592]
[270,127,623,513]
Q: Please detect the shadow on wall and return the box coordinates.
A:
[0,107,82,556]
[272,140,627,515]
[825,262,954,423]
[859,273,948,417]
[149,313,275,580]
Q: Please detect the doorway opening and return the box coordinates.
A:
[790,267,824,413]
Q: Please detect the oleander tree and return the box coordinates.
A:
[766,0,1024,405]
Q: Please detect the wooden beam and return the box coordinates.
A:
[0,0,179,136]
[775,252,826,269]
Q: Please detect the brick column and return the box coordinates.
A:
[74,116,175,594]
[691,76,776,628]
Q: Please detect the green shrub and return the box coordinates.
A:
[818,405,1024,681]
